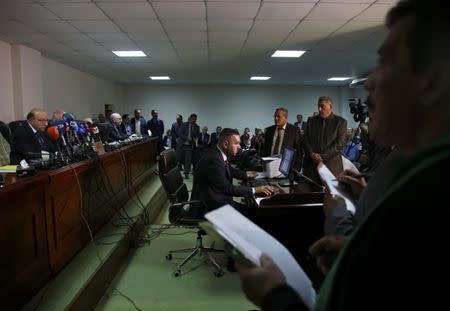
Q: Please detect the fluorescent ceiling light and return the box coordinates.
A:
[149,76,171,80]
[271,50,305,58]
[250,76,271,81]
[328,77,352,81]
[112,50,146,57]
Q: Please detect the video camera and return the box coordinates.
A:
[349,97,369,123]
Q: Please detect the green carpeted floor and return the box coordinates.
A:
[94,174,257,311]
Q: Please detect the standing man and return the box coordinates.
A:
[147,109,164,152]
[191,128,273,213]
[209,126,222,147]
[10,108,57,164]
[302,96,347,182]
[179,114,200,179]
[263,108,301,157]
[171,114,184,168]
[263,108,302,171]
[294,114,306,133]
[130,109,146,136]
[198,126,210,147]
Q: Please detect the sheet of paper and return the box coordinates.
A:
[0,165,17,173]
[205,205,316,310]
[317,162,356,214]
[341,155,360,174]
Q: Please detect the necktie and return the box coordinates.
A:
[224,160,231,178]
[272,127,282,155]
[35,131,46,149]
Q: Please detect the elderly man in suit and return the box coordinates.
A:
[191,128,273,213]
[10,108,57,164]
[263,108,301,157]
[302,96,347,183]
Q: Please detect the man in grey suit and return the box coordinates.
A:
[302,96,347,183]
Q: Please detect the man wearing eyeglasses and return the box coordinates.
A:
[10,108,56,164]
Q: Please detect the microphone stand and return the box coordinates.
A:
[291,168,325,191]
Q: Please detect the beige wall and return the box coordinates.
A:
[0,40,15,122]
[0,40,122,123]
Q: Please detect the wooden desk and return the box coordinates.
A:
[0,138,157,309]
[249,179,326,289]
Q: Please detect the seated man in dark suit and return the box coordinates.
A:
[191,128,273,213]
[10,108,57,164]
[108,113,128,142]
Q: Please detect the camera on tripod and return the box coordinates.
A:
[349,98,369,123]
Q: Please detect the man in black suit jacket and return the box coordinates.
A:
[263,108,301,157]
[191,128,273,212]
[10,108,57,164]
[209,126,222,147]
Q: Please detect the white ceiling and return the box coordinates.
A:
[0,0,397,85]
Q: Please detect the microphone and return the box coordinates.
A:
[47,126,60,141]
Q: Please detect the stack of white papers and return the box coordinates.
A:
[204,205,316,310]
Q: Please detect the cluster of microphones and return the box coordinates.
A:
[46,112,101,164]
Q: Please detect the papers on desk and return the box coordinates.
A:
[0,165,17,173]
[202,205,316,310]
[317,162,356,214]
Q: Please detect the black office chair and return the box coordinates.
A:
[158,148,225,277]
[8,120,25,135]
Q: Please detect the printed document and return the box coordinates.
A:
[203,205,316,310]
[317,162,356,214]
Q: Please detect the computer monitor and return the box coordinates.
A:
[278,146,297,187]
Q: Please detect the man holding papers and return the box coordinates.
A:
[191,128,273,212]
[236,1,450,310]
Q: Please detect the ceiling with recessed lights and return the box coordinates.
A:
[0,0,396,85]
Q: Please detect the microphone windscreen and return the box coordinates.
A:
[63,112,75,122]
[77,127,86,135]
[47,126,60,141]
[70,121,79,132]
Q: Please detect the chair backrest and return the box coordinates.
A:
[158,149,195,224]
[8,120,26,135]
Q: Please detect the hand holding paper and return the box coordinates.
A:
[203,205,316,310]
[317,162,356,214]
